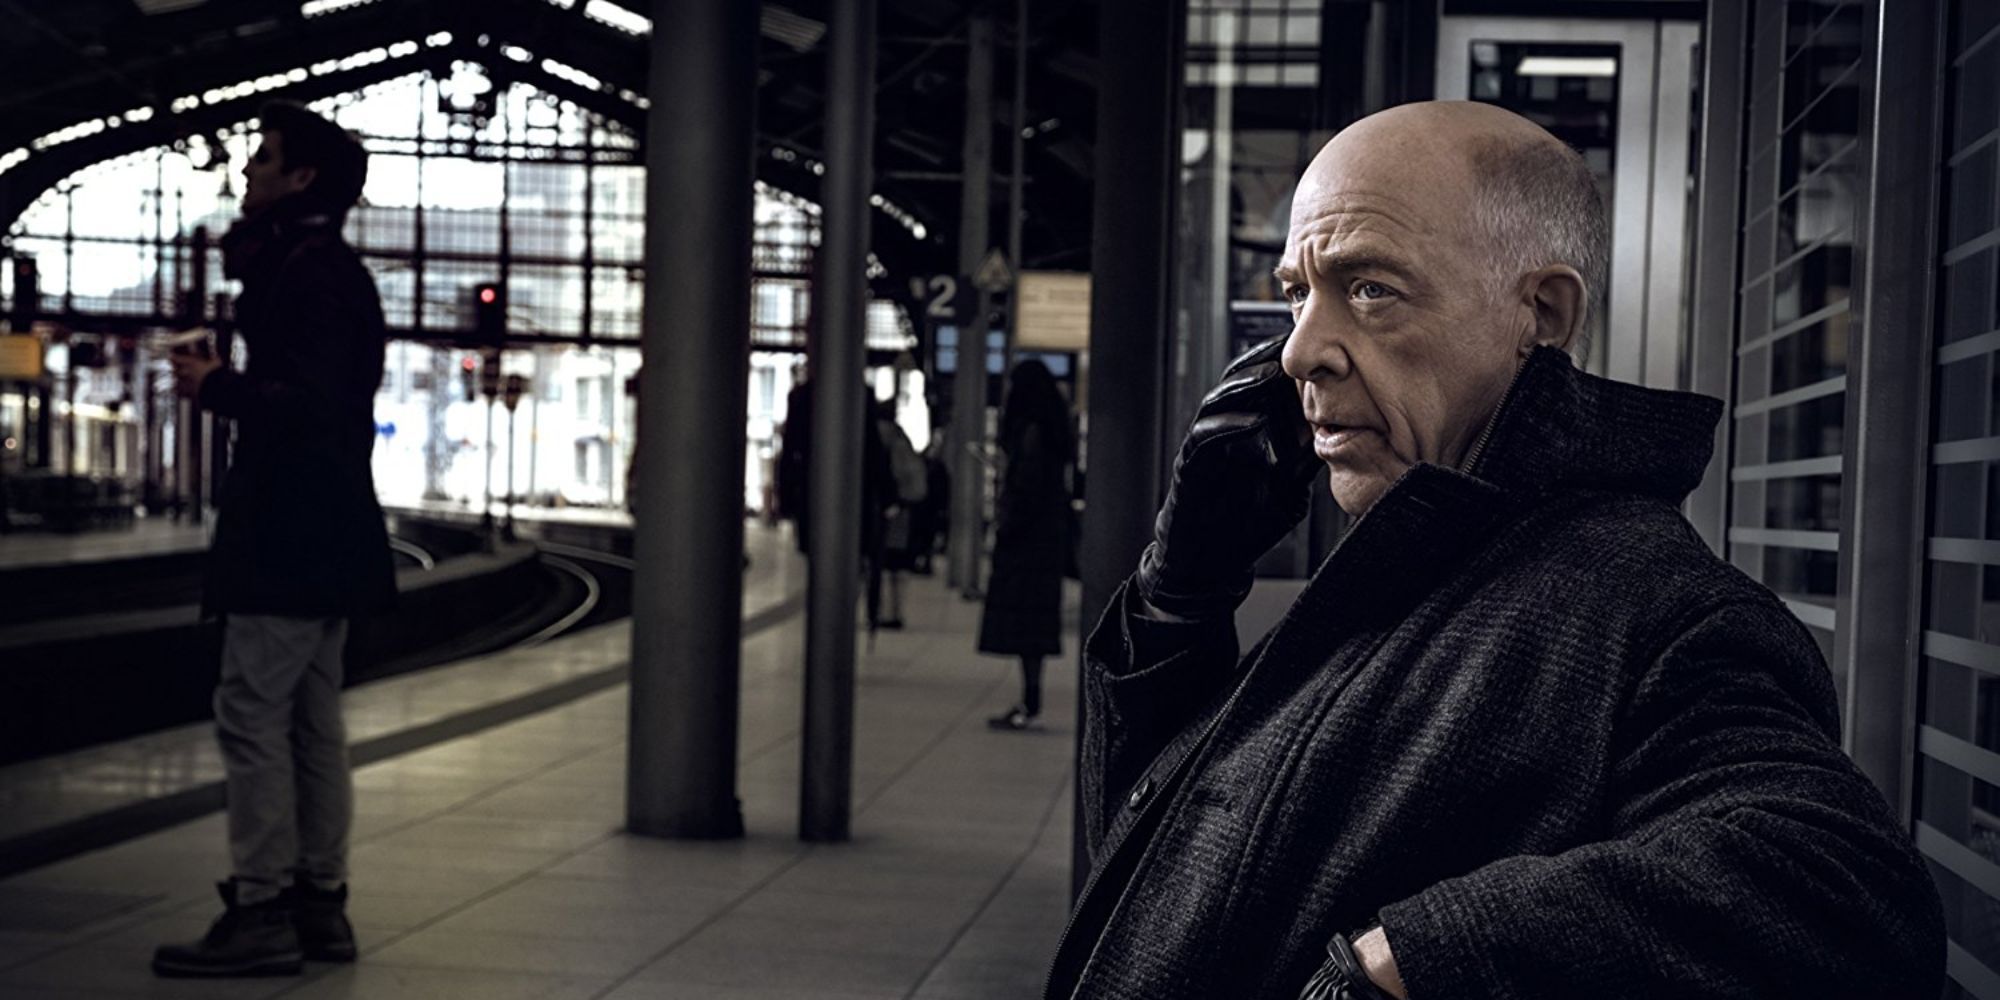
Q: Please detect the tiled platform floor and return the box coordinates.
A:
[0,548,1079,999]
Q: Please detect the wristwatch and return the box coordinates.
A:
[1299,931,1396,1000]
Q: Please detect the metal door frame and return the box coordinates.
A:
[1436,16,1694,389]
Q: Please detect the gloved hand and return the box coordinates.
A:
[1136,333,1322,617]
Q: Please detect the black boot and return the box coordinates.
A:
[152,881,302,978]
[285,881,357,962]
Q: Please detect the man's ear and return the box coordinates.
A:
[1517,264,1586,356]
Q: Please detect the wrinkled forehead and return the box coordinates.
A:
[1283,138,1479,251]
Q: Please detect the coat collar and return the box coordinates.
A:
[1465,346,1723,506]
[221,196,342,286]
[1283,347,1723,631]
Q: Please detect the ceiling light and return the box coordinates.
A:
[583,0,651,34]
[761,5,826,52]
[300,0,370,16]
[1515,56,1617,78]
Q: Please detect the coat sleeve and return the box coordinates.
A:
[1080,577,1240,859]
[198,246,368,437]
[1376,601,1946,999]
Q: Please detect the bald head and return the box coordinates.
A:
[1292,101,1607,363]
[1276,101,1606,513]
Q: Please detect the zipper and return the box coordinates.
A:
[1459,355,1529,478]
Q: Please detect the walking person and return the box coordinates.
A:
[861,394,897,635]
[776,373,813,554]
[873,398,928,629]
[156,100,394,978]
[980,360,1074,730]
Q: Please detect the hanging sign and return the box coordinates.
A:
[973,248,1014,294]
[0,334,43,380]
[1015,272,1091,352]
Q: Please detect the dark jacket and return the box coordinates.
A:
[979,421,1073,657]
[198,200,395,617]
[1047,348,1944,999]
[777,380,813,553]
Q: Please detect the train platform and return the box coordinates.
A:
[0,530,1081,999]
[0,518,210,571]
[0,517,798,877]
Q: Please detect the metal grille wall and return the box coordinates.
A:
[1920,2,2000,994]
[1726,0,1869,705]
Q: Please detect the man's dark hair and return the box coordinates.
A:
[257,100,368,216]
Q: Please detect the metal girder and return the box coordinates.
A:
[2,58,946,285]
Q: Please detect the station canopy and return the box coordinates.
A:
[0,0,1104,289]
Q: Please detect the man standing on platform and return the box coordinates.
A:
[155,100,394,978]
[1046,101,1944,998]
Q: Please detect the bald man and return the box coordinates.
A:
[1045,103,1943,999]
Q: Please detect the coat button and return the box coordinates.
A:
[1127,777,1153,810]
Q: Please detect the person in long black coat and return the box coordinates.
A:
[980,359,1073,729]
[775,375,813,553]
[1045,102,1943,998]
[158,101,392,978]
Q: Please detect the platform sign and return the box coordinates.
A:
[913,274,961,321]
[973,248,1014,294]
[0,334,43,380]
[1015,271,1091,352]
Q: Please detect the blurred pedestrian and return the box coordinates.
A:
[776,374,812,553]
[980,360,1074,730]
[156,100,392,978]
[911,426,951,574]
[873,398,928,628]
[860,395,897,634]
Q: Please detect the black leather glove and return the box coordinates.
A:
[1136,333,1321,617]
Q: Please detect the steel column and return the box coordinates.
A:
[625,0,757,840]
[1074,0,1185,896]
[1834,0,1944,819]
[1683,0,1750,553]
[800,0,878,843]
[947,13,995,597]
[1003,0,1028,376]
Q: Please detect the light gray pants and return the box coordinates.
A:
[215,614,353,905]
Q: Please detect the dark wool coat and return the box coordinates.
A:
[199,202,396,617]
[1046,348,1945,999]
[980,423,1072,657]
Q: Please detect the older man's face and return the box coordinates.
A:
[1277,116,1526,516]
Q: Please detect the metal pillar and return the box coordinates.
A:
[947,12,995,597]
[800,0,878,844]
[1074,0,1185,896]
[1003,0,1029,376]
[626,0,757,840]
[503,396,519,541]
[1834,0,1943,820]
[480,394,496,543]
[1683,0,1749,553]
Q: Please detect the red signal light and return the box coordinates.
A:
[461,356,477,371]
[478,287,497,304]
